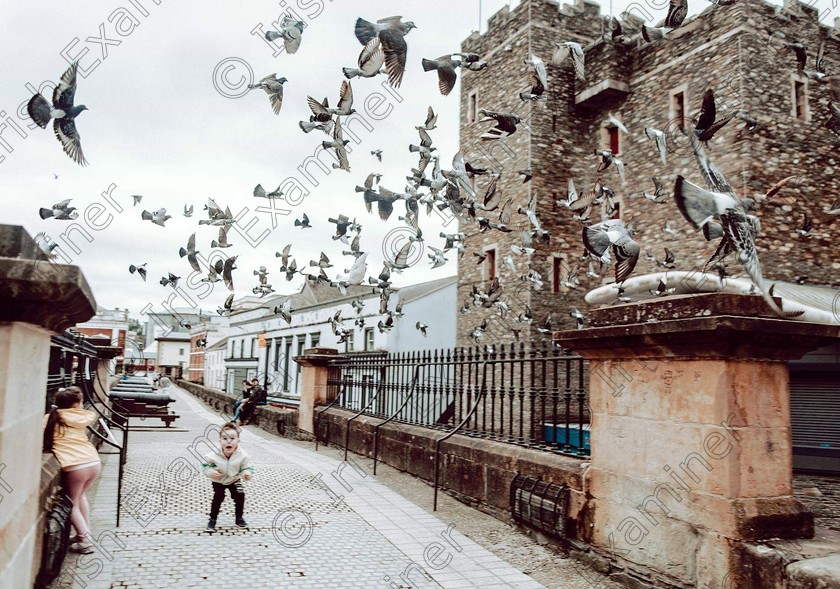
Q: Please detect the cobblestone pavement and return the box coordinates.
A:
[794,474,840,532]
[51,386,625,589]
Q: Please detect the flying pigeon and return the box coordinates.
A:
[183,204,194,218]
[518,169,533,183]
[322,118,350,172]
[283,259,298,281]
[254,266,269,286]
[570,308,587,329]
[421,54,462,96]
[248,74,287,115]
[644,127,668,164]
[664,0,688,28]
[160,273,181,288]
[371,149,383,162]
[201,259,224,284]
[606,113,628,134]
[178,233,201,273]
[519,54,548,101]
[384,238,414,271]
[354,16,417,88]
[141,208,171,227]
[415,322,428,337]
[299,116,334,135]
[552,42,585,81]
[223,256,238,291]
[478,109,521,140]
[328,80,356,116]
[344,37,386,79]
[265,16,305,54]
[129,263,147,281]
[428,246,448,269]
[692,89,735,144]
[294,213,311,228]
[735,111,759,132]
[274,298,293,324]
[34,232,58,259]
[377,314,394,334]
[650,278,676,297]
[796,213,813,237]
[199,198,234,226]
[416,106,438,131]
[309,252,333,269]
[39,199,78,220]
[329,215,353,241]
[131,195,143,207]
[594,149,626,184]
[26,62,89,166]
[211,226,232,249]
[254,183,284,199]
[217,293,235,316]
[643,177,671,203]
[582,219,640,284]
[336,252,368,287]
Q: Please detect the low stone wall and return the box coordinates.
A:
[176,380,309,441]
[317,408,589,530]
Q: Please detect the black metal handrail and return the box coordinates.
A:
[343,372,387,462]
[433,357,490,511]
[372,365,422,475]
[314,377,351,452]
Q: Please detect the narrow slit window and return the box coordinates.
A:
[794,81,806,120]
[608,126,620,155]
[673,92,685,127]
[552,257,562,293]
[486,248,497,281]
[468,91,478,124]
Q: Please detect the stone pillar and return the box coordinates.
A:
[0,225,96,588]
[554,293,840,589]
[293,348,338,435]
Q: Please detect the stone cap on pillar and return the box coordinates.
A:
[294,347,338,367]
[0,225,96,333]
[554,292,840,361]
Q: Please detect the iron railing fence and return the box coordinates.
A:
[323,343,590,457]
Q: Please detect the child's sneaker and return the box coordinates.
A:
[206,518,216,532]
[235,517,248,528]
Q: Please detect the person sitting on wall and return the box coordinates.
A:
[232,379,252,422]
[238,379,267,426]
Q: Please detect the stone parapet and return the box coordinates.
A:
[556,293,839,589]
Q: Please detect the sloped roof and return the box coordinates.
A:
[206,337,228,351]
[395,275,457,304]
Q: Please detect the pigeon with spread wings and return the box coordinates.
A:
[582,219,640,284]
[354,16,416,89]
[478,109,521,140]
[247,74,287,115]
[552,42,585,81]
[344,37,386,79]
[27,62,89,166]
[265,16,305,54]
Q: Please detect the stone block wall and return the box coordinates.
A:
[456,0,839,347]
[177,380,308,440]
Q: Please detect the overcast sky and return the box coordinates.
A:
[1,0,835,321]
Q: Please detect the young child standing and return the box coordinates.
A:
[202,422,254,531]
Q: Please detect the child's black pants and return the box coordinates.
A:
[209,481,245,519]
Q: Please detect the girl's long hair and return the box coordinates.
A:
[43,387,83,453]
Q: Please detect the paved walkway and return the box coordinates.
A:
[50,386,623,589]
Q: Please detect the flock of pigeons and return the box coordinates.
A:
[28,5,840,343]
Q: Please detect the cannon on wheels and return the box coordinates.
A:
[109,377,180,427]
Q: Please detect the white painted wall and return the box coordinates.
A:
[157,340,190,367]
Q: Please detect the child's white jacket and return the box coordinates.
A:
[202,448,255,485]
